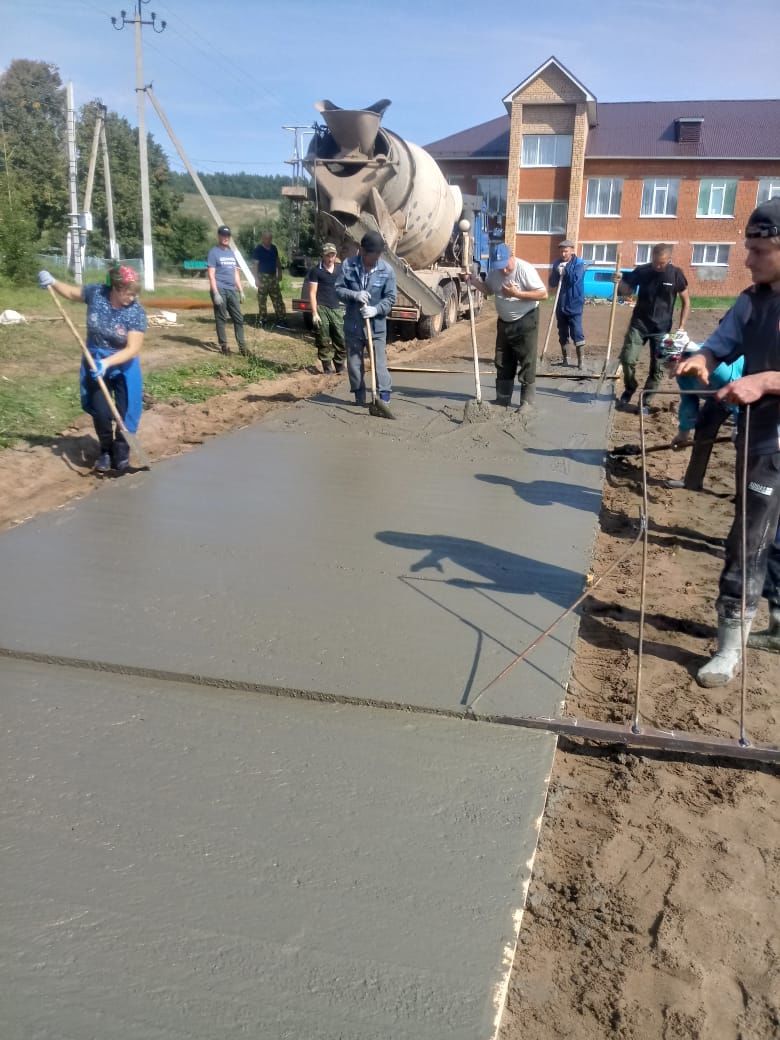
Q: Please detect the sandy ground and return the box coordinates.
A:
[1,296,777,1036]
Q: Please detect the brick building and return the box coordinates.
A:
[425,57,780,296]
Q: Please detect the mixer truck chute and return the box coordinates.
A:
[301,99,491,340]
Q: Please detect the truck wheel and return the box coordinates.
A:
[416,311,443,340]
[440,282,458,330]
[400,322,416,341]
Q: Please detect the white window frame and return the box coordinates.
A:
[635,243,653,264]
[585,177,623,217]
[640,178,680,217]
[691,243,731,267]
[697,179,738,218]
[757,177,780,204]
[517,200,568,235]
[521,134,573,168]
[580,242,618,265]
[476,176,507,217]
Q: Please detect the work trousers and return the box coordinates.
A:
[494,310,539,405]
[346,327,391,395]
[88,373,129,462]
[683,397,732,491]
[213,289,246,352]
[314,306,346,365]
[556,309,585,347]
[619,324,666,402]
[717,450,780,619]
[257,273,286,320]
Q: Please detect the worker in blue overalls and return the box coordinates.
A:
[548,239,588,368]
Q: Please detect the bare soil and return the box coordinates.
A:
[1,296,777,1036]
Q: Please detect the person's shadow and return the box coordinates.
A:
[5,432,98,474]
[375,529,583,607]
[475,473,602,513]
[524,446,605,467]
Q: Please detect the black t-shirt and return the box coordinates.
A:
[624,262,688,334]
[308,262,341,309]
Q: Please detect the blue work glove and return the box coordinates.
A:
[90,358,107,380]
[211,290,224,308]
[361,305,378,319]
[355,290,370,305]
[38,270,55,289]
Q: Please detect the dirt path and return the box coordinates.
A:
[1,302,777,1035]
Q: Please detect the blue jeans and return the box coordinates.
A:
[346,326,391,395]
[556,309,584,347]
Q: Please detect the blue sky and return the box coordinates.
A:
[2,0,777,177]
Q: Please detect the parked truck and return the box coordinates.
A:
[294,99,494,340]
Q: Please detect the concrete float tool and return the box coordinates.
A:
[47,285,151,470]
[364,318,394,419]
[463,285,492,423]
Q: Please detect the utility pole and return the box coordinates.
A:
[111,1,166,290]
[101,115,120,261]
[65,82,84,285]
[281,125,313,263]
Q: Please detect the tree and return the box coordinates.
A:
[0,60,68,242]
[164,214,210,264]
[0,187,37,283]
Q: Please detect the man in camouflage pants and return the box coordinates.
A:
[251,231,287,328]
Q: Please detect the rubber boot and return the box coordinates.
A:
[575,342,585,369]
[561,346,569,366]
[94,451,112,474]
[354,390,366,406]
[518,382,536,411]
[493,379,513,408]
[112,436,130,474]
[747,606,780,654]
[379,390,391,403]
[322,359,335,374]
[697,616,752,688]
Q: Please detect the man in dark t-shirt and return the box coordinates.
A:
[307,242,346,373]
[251,231,287,327]
[617,243,690,411]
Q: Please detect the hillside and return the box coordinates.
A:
[178,194,281,232]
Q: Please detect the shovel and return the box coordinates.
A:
[463,285,492,423]
[48,285,151,469]
[364,318,394,420]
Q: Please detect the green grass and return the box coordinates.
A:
[178,194,281,232]
[0,373,82,449]
[690,296,737,309]
[143,354,291,405]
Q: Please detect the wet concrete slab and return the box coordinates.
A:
[0,373,611,720]
[1,657,554,1040]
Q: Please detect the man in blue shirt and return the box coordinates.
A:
[251,231,287,328]
[335,230,396,406]
[677,199,780,682]
[548,239,587,368]
[207,225,248,355]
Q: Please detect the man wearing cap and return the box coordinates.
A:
[616,243,690,413]
[251,230,287,328]
[548,240,587,368]
[307,243,346,373]
[207,226,248,356]
[467,243,547,409]
[676,198,780,683]
[335,230,397,406]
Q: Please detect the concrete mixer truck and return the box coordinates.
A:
[294,99,492,340]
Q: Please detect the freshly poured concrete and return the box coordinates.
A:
[0,371,612,1038]
[0,373,610,719]
[2,657,553,1040]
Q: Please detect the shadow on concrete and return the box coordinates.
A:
[475,473,602,514]
[525,446,606,467]
[535,386,597,406]
[5,432,98,475]
[376,530,582,607]
[394,385,473,403]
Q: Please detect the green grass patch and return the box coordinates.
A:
[689,296,737,310]
[143,354,288,405]
[0,373,82,449]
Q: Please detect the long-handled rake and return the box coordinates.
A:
[463,285,492,423]
[539,279,562,363]
[48,285,151,469]
[364,318,394,420]
[596,250,622,395]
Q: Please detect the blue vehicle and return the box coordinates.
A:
[584,267,631,299]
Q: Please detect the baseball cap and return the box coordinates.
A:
[491,243,512,266]
[360,230,384,253]
[217,225,231,236]
[321,242,337,254]
[746,198,780,238]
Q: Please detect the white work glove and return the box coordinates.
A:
[361,305,378,319]
[355,290,370,305]
[557,263,566,277]
[239,288,245,303]
[312,313,322,327]
[38,270,55,289]
[211,290,224,307]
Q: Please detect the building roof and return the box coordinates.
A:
[501,56,596,115]
[426,99,780,161]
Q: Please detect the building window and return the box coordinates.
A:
[640,178,680,217]
[580,243,618,265]
[585,178,623,217]
[691,244,730,266]
[517,201,568,234]
[476,176,507,218]
[757,177,780,204]
[521,134,573,167]
[635,244,653,264]
[697,179,737,217]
